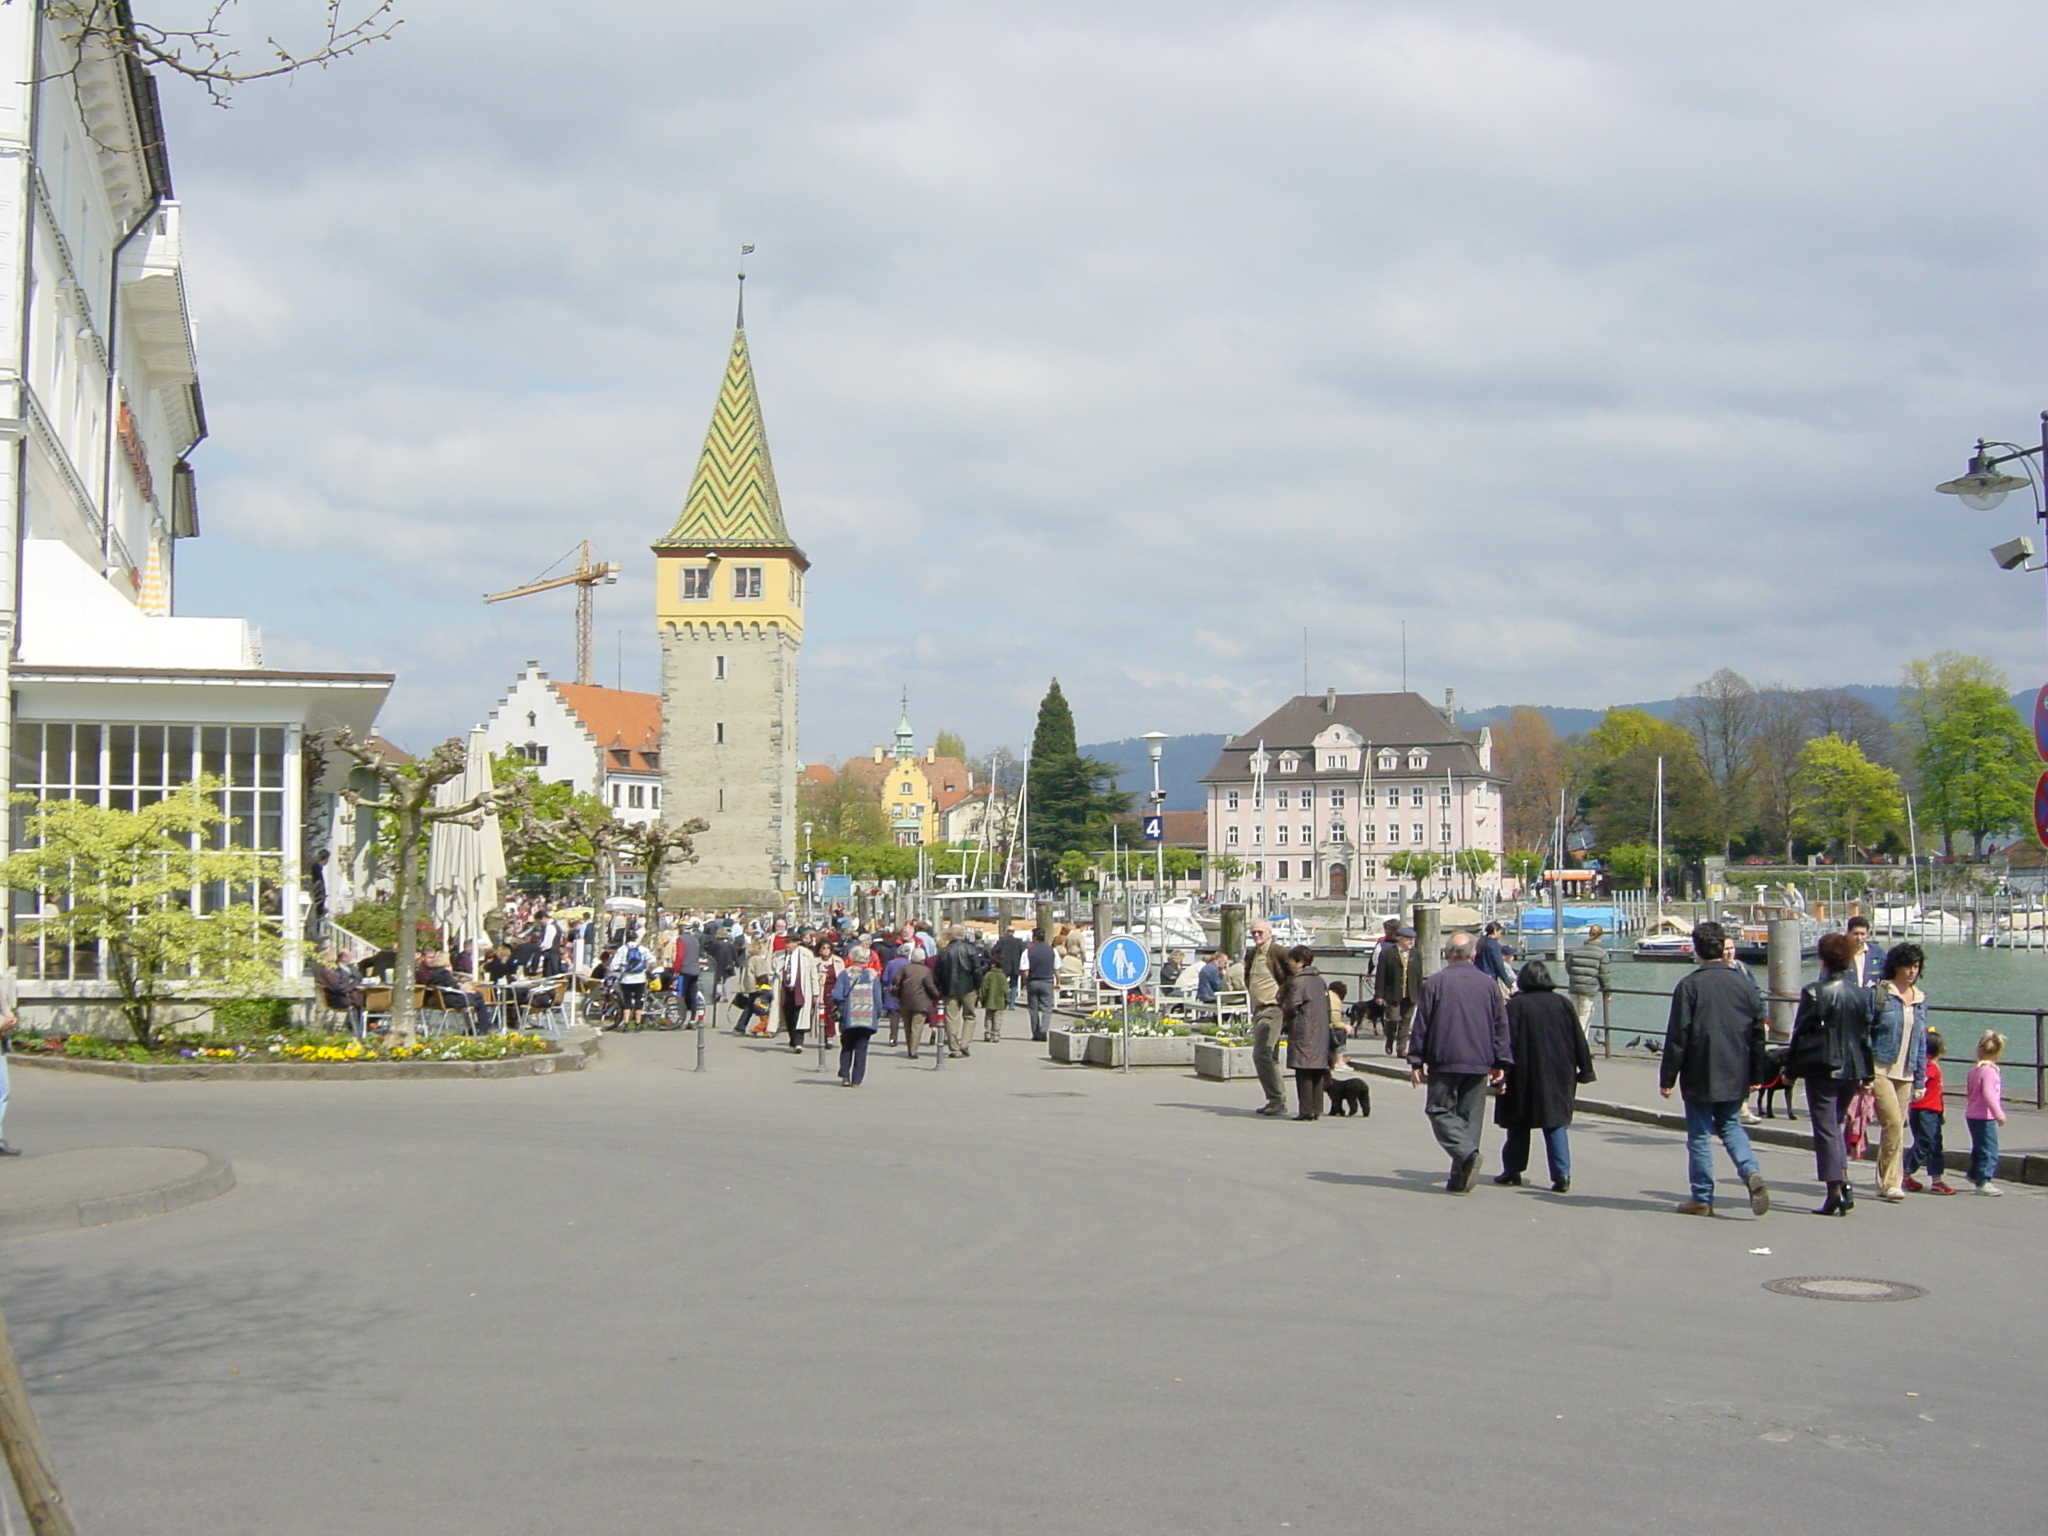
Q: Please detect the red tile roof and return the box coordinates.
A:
[552,683,663,768]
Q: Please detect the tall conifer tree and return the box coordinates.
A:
[1026,679,1130,879]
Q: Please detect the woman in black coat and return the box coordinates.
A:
[1278,946,1333,1121]
[1493,960,1595,1194]
[1784,931,1877,1215]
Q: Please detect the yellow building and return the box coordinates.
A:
[824,707,977,847]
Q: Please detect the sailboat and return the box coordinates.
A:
[1631,756,1687,961]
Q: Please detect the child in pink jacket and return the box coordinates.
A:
[1966,1032,2007,1196]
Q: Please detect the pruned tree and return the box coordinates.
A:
[334,731,492,1045]
[1386,848,1436,897]
[601,816,710,907]
[43,0,402,107]
[0,780,280,1045]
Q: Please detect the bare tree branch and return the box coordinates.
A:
[42,1,402,108]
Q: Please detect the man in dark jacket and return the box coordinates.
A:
[1373,926,1416,1056]
[933,927,987,1054]
[1407,933,1511,1192]
[1659,922,1770,1217]
[670,925,705,1022]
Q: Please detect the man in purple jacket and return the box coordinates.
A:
[1408,932,1512,1193]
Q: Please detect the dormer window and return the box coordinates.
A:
[1278,753,1300,774]
[1377,750,1399,773]
[1249,753,1270,776]
[1407,750,1429,770]
[1322,753,1349,771]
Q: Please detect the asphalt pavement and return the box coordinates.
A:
[0,1021,2041,1535]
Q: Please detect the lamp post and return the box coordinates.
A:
[1935,413,2048,846]
[1142,732,1168,909]
[802,821,814,923]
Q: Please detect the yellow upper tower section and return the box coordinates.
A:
[655,322,808,637]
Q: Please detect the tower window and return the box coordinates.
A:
[790,568,804,604]
[717,788,725,812]
[526,711,537,728]
[681,566,712,600]
[732,566,763,600]
[520,743,548,767]
[716,722,726,745]
[715,655,727,680]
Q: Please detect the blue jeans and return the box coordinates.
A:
[1967,1118,2001,1186]
[1501,1124,1570,1182]
[1685,1099,1759,1205]
[1904,1107,1945,1179]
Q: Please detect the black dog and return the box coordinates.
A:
[1326,1077,1372,1117]
[1752,1070,1795,1120]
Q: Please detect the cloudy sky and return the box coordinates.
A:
[158,0,2048,761]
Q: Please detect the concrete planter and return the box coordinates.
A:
[1194,1041,1257,1080]
[1083,1033,1196,1068]
[1047,1028,1102,1064]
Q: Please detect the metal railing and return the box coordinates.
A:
[1598,985,2047,1110]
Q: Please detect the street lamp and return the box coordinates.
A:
[1141,732,1169,908]
[1937,412,2048,848]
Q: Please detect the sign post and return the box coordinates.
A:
[1095,934,1152,1075]
[2034,684,2048,848]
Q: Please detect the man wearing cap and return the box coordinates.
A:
[1373,925,1416,1056]
[1564,924,1610,1037]
[1244,919,1291,1116]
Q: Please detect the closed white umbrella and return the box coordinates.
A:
[428,731,506,966]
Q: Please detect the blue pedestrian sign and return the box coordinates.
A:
[1141,815,1164,843]
[1095,934,1152,989]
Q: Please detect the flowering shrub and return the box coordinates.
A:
[1083,1009,1193,1037]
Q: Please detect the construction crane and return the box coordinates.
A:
[483,540,621,686]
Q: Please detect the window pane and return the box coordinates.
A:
[258,728,284,787]
[11,724,41,791]
[107,724,134,786]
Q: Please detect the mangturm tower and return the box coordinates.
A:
[653,295,807,909]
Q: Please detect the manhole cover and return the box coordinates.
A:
[1763,1276,1928,1303]
[1011,1091,1085,1098]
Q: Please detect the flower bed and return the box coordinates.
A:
[12,1030,555,1066]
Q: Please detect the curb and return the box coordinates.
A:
[0,1150,235,1240]
[10,1029,600,1083]
[1350,1058,2048,1187]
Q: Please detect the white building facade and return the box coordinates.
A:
[1202,691,1505,909]
[0,12,392,1024]
[477,663,663,824]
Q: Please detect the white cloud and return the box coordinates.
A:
[157,0,2048,754]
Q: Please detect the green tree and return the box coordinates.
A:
[1452,847,1496,896]
[492,753,616,884]
[1576,709,1717,857]
[812,841,918,882]
[1601,842,1657,889]
[1386,849,1436,896]
[933,731,968,762]
[1915,683,2034,856]
[0,781,281,1046]
[1792,734,1903,855]
[1504,850,1544,886]
[1025,680,1130,880]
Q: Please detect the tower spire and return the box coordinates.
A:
[895,689,915,761]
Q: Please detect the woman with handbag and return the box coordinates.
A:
[1278,946,1333,1121]
[1783,931,1878,1215]
[1493,960,1596,1194]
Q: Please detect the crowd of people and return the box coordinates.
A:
[1308,914,2013,1212]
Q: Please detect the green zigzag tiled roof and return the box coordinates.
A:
[655,327,799,552]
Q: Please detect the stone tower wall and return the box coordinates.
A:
[658,619,798,910]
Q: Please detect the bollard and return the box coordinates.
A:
[1412,903,1443,991]
[1766,917,1801,1041]
[1219,903,1246,959]
[695,1009,707,1072]
[1091,901,1113,956]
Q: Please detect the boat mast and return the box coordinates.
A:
[1655,755,1666,914]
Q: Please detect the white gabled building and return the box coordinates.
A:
[477,663,664,823]
[0,11,394,1024]
[1201,690,1505,909]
